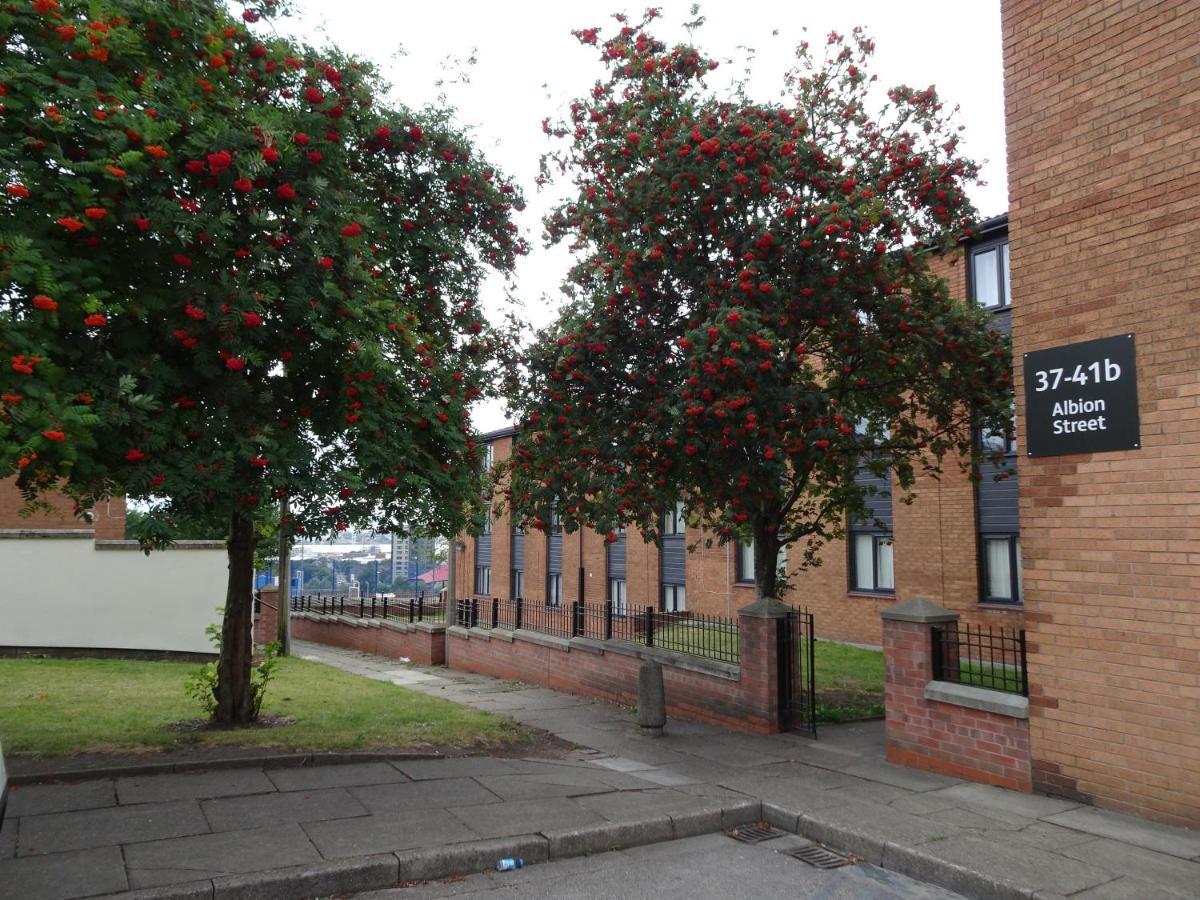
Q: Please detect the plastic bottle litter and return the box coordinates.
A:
[495,857,525,872]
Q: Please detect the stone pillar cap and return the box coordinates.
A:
[880,597,959,624]
[737,596,792,619]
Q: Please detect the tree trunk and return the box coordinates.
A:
[753,519,780,601]
[276,497,291,656]
[215,509,257,725]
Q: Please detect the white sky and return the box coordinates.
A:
[287,1,1007,432]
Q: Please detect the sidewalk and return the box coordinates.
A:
[0,639,1195,900]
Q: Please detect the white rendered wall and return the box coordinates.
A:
[0,537,228,654]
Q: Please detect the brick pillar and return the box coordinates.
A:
[255,585,280,646]
[882,597,1032,791]
[737,596,790,734]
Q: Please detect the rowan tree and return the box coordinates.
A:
[504,13,1012,601]
[0,0,526,722]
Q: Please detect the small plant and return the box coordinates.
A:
[186,612,282,721]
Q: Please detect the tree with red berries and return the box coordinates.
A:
[505,14,1011,601]
[0,0,525,723]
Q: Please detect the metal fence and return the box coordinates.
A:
[453,597,739,665]
[289,591,447,624]
[931,623,1027,696]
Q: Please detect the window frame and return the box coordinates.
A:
[847,531,895,595]
[979,533,1022,605]
[968,237,1011,312]
[608,578,627,616]
[546,572,563,608]
[662,582,686,613]
[662,500,686,536]
[511,567,524,600]
[473,565,491,596]
[735,542,755,585]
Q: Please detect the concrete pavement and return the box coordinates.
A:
[1,639,1197,899]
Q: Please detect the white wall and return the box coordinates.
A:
[0,537,228,654]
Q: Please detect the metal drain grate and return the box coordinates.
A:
[727,824,786,844]
[785,845,853,869]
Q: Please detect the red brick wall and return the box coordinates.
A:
[1003,0,1200,827]
[446,611,784,735]
[0,477,126,538]
[884,617,1032,792]
[288,615,446,666]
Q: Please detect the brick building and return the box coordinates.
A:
[455,0,1200,826]
[1001,0,1200,827]
[456,219,1022,650]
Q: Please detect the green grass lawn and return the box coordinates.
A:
[813,641,885,723]
[0,656,527,757]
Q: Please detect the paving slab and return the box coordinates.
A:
[841,760,961,792]
[575,788,717,822]
[201,786,370,832]
[590,756,656,773]
[391,757,530,781]
[0,845,128,900]
[1056,837,1200,896]
[733,759,863,790]
[16,798,209,857]
[447,796,606,840]
[630,767,701,787]
[210,853,399,900]
[4,779,117,817]
[1068,875,1193,900]
[116,768,275,805]
[348,777,501,814]
[474,772,622,801]
[912,831,1116,897]
[0,816,16,860]
[265,761,409,792]
[919,782,1079,825]
[1042,805,1200,860]
[123,822,322,889]
[303,806,479,859]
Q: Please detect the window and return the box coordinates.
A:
[735,541,787,585]
[662,583,686,612]
[609,578,627,616]
[970,240,1011,310]
[981,414,1018,456]
[546,572,562,608]
[548,504,562,530]
[662,500,686,535]
[511,568,524,600]
[850,534,894,593]
[474,565,491,595]
[735,542,755,584]
[481,508,492,534]
[981,535,1022,603]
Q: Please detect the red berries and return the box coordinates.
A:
[304,86,324,104]
[125,448,146,462]
[32,294,57,311]
[225,356,246,370]
[340,222,362,237]
[262,146,280,163]
[84,313,107,327]
[276,183,296,200]
[42,430,66,442]
[241,311,263,328]
[58,217,85,232]
[207,151,232,174]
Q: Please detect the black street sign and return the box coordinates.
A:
[1023,334,1139,458]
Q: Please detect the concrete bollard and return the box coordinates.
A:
[637,658,666,736]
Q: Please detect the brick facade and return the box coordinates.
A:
[459,375,1024,648]
[0,477,126,539]
[1003,0,1200,827]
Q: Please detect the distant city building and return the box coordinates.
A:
[391,533,435,586]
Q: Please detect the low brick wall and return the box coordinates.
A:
[883,599,1032,792]
[288,613,447,666]
[445,600,783,735]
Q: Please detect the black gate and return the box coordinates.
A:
[778,608,817,737]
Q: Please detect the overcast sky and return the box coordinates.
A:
[286,1,1007,431]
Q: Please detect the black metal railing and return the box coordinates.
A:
[452,597,739,664]
[931,623,1027,696]
[289,591,447,624]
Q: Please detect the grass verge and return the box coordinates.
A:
[0,655,527,757]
